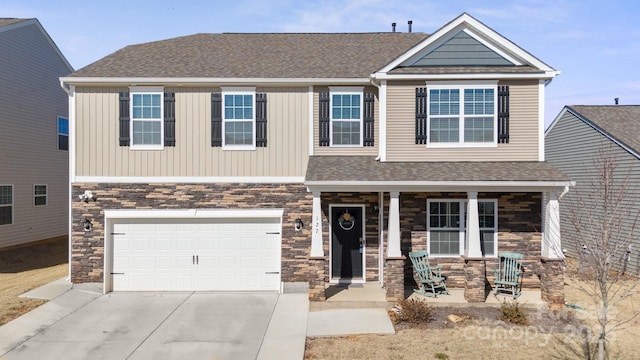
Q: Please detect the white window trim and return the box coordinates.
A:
[57,116,68,151]
[427,199,497,258]
[129,87,164,151]
[221,87,256,151]
[33,184,47,207]
[426,82,498,148]
[329,86,364,147]
[0,184,13,226]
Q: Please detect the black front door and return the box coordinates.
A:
[331,207,363,280]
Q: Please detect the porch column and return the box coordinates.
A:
[543,191,563,259]
[465,191,482,258]
[310,191,324,257]
[387,191,401,257]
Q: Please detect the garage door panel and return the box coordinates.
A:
[112,217,281,292]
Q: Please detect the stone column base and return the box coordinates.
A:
[308,257,326,301]
[464,258,487,302]
[540,257,565,307]
[385,256,405,301]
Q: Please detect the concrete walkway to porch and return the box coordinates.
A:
[307,283,396,337]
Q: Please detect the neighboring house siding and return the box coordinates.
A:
[546,111,640,270]
[312,86,379,156]
[75,87,309,178]
[385,79,539,162]
[0,21,70,248]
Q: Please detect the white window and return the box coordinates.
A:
[34,184,47,206]
[57,117,68,151]
[130,88,163,150]
[222,88,255,149]
[330,87,363,146]
[427,199,497,257]
[427,84,497,146]
[0,185,13,225]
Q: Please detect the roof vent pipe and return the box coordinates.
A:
[408,20,413,32]
[392,22,396,32]
[615,97,619,105]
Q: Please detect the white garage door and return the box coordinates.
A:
[111,217,281,291]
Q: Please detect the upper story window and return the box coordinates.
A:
[0,185,13,225]
[222,88,255,149]
[427,84,497,146]
[34,184,47,206]
[330,87,363,146]
[130,88,163,150]
[57,117,68,151]
[427,199,497,257]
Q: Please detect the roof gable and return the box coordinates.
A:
[376,13,557,78]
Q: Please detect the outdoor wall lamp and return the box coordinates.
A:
[294,218,303,231]
[79,190,96,202]
[83,218,92,232]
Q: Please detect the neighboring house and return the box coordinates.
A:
[0,18,73,248]
[546,105,640,269]
[60,13,571,305]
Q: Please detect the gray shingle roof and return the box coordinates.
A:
[0,18,29,27]
[305,156,571,183]
[569,105,640,155]
[70,32,429,78]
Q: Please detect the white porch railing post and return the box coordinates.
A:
[387,191,402,257]
[465,191,482,257]
[310,191,324,257]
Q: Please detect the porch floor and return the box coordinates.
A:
[407,288,546,308]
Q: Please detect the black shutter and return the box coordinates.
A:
[119,92,130,146]
[415,87,428,144]
[319,91,330,146]
[164,92,176,146]
[363,91,375,146]
[255,93,267,147]
[211,92,222,147]
[498,85,509,143]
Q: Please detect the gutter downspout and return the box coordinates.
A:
[60,79,73,282]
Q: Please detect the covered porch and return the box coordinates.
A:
[304,156,572,306]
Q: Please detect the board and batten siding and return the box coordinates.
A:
[312,86,379,156]
[546,111,640,270]
[0,21,71,248]
[385,80,540,161]
[74,87,309,177]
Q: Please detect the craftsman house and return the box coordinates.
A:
[0,18,72,248]
[60,13,570,305]
[546,105,640,272]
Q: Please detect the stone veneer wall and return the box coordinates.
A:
[401,192,544,291]
[71,183,311,283]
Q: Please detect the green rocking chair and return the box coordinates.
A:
[408,250,449,297]
[493,252,524,299]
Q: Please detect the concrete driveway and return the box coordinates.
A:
[1,291,306,360]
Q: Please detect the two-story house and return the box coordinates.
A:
[60,13,571,305]
[0,18,72,248]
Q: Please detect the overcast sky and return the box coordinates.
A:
[3,0,639,127]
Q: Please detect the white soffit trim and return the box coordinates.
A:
[373,72,558,81]
[376,13,556,74]
[104,208,284,219]
[74,176,305,184]
[59,77,371,86]
[305,180,575,192]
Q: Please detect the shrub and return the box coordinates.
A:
[499,299,529,325]
[391,298,434,324]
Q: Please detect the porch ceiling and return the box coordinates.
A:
[304,156,573,192]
